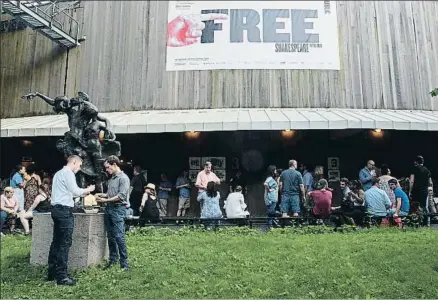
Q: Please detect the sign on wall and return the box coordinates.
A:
[188,170,199,183]
[327,157,339,170]
[327,156,340,182]
[188,157,227,182]
[215,170,226,182]
[210,157,226,169]
[328,170,340,182]
[166,1,340,71]
[189,157,201,169]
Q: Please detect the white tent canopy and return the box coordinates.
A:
[1,108,438,137]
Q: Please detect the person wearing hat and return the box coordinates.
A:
[139,183,160,225]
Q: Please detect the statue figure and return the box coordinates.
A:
[22,92,121,193]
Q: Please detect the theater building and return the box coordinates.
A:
[1,1,437,215]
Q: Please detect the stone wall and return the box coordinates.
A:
[30,213,109,269]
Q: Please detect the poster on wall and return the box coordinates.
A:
[189,170,199,183]
[327,157,339,170]
[166,1,340,71]
[201,157,212,166]
[189,157,201,170]
[215,170,226,182]
[328,170,340,182]
[211,157,226,170]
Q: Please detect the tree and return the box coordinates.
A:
[431,88,438,97]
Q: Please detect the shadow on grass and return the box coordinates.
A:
[1,251,110,284]
[1,252,49,285]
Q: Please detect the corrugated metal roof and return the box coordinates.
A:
[1,108,438,137]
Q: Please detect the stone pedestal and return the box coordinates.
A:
[30,213,109,269]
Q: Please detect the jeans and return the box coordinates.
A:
[104,205,128,268]
[14,188,24,212]
[48,205,74,281]
[266,202,277,226]
[0,211,8,232]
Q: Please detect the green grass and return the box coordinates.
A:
[1,227,438,299]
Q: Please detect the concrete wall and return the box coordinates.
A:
[30,213,109,269]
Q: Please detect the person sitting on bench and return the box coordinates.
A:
[139,183,160,225]
[307,179,332,219]
[18,184,51,235]
[0,186,19,235]
[364,178,392,218]
[224,185,249,219]
[388,179,410,217]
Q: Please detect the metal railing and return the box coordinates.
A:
[124,213,438,230]
[16,0,80,40]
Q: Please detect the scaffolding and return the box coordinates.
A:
[1,0,82,48]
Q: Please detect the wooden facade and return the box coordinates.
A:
[1,1,438,119]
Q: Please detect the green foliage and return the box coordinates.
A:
[1,228,438,299]
[430,88,438,97]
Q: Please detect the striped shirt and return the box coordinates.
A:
[51,166,85,207]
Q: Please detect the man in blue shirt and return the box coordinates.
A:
[10,165,26,211]
[389,179,410,217]
[279,160,305,217]
[158,173,172,217]
[359,160,376,191]
[364,177,391,217]
[175,170,191,217]
[300,164,314,193]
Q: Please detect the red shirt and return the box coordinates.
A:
[309,189,332,217]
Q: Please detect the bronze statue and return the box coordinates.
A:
[22,92,121,193]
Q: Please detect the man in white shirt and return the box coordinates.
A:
[48,155,95,286]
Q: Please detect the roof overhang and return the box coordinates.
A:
[1,108,438,137]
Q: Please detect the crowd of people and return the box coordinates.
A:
[0,164,52,236]
[263,156,437,227]
[0,154,437,287]
[134,162,250,224]
[127,156,437,227]
[1,155,437,236]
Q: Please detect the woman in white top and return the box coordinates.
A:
[223,186,249,218]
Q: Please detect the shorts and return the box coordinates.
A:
[178,197,190,210]
[281,194,301,214]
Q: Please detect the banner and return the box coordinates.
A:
[166,1,340,71]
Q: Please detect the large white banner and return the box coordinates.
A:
[166,1,340,71]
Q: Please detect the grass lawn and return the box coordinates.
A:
[1,227,438,299]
